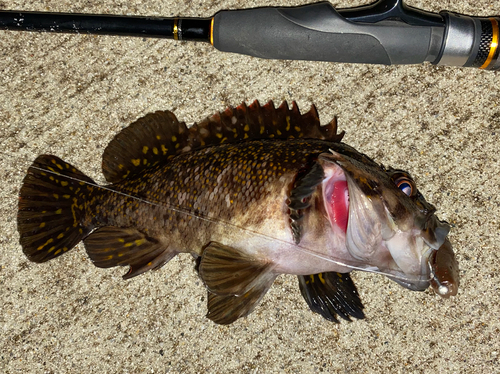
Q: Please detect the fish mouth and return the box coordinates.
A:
[422,215,451,251]
[321,163,350,234]
[393,237,459,295]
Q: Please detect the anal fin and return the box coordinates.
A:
[199,242,276,324]
[298,272,365,323]
[84,227,176,279]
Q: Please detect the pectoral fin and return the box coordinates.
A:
[198,242,276,324]
[199,242,275,295]
[298,272,365,322]
[206,277,275,325]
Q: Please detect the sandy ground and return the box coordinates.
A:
[1,0,499,373]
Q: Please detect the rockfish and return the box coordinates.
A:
[17,101,459,324]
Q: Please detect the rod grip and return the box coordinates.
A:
[212,2,444,65]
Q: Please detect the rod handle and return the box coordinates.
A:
[212,2,445,65]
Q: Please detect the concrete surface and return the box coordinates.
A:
[1,0,499,373]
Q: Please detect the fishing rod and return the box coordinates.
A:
[0,0,499,69]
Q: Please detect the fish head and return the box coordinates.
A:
[318,147,458,295]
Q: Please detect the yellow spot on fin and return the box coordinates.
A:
[84,227,177,279]
[17,154,96,263]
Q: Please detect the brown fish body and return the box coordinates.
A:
[18,101,459,324]
[83,138,356,275]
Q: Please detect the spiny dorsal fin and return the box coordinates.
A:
[102,100,344,183]
[189,100,344,149]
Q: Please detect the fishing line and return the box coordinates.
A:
[0,147,431,283]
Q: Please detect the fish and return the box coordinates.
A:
[17,100,459,325]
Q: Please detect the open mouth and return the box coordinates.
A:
[323,168,350,234]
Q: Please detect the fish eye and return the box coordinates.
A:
[389,170,417,197]
[395,177,415,197]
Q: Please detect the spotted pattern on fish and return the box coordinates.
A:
[17,100,457,325]
[89,138,349,251]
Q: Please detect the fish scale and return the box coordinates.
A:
[88,138,333,260]
[17,100,458,325]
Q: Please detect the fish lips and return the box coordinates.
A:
[395,237,459,296]
[421,214,451,251]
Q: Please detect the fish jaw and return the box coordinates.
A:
[384,230,433,290]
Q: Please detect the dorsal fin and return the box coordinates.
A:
[102,111,191,183]
[102,100,345,183]
[188,100,344,149]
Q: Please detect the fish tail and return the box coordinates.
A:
[17,155,96,263]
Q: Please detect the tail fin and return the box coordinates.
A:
[17,155,95,262]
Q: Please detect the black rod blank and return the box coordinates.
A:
[0,11,211,41]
